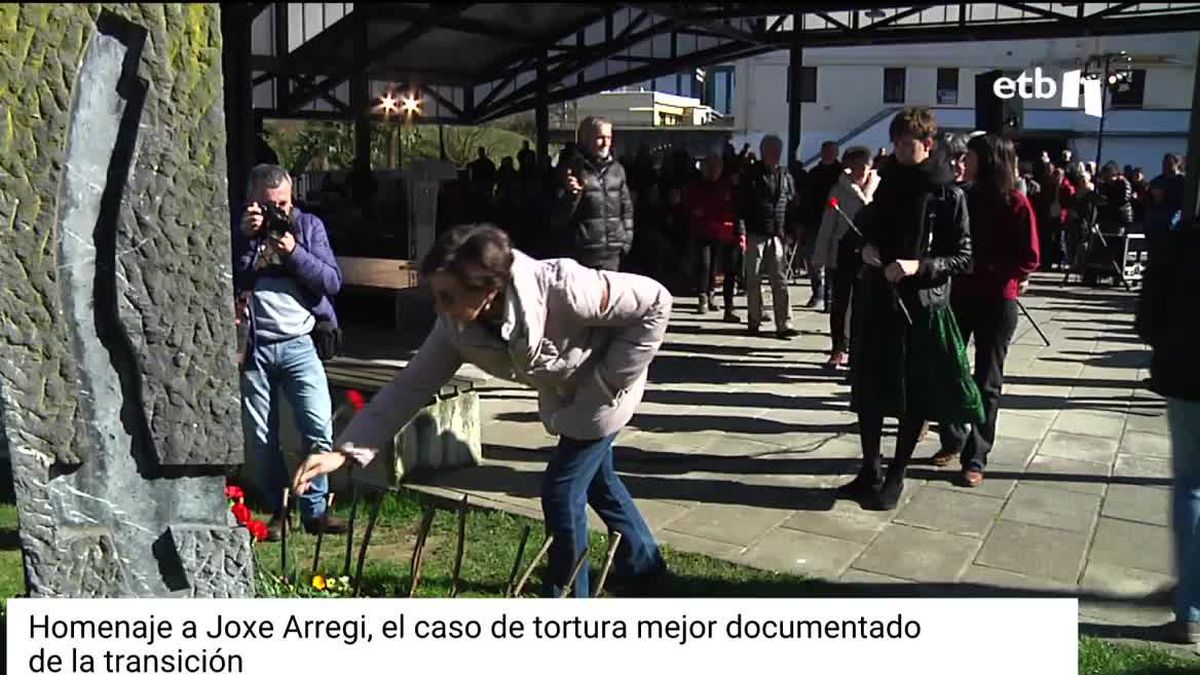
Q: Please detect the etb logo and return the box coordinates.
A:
[992,67,1103,118]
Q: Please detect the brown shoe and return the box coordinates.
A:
[960,468,984,487]
[931,449,959,467]
[302,512,348,535]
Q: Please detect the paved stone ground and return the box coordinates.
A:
[350,274,1181,648]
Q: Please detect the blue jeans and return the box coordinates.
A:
[541,433,663,598]
[241,334,333,519]
[1170,398,1200,623]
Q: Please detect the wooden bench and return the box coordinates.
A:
[336,256,420,328]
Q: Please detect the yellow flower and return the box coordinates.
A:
[325,577,338,590]
[311,575,327,591]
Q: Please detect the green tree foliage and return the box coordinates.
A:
[263,120,531,174]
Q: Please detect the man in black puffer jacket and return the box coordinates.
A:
[551,116,634,271]
[737,134,799,338]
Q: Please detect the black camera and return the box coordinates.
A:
[261,203,295,238]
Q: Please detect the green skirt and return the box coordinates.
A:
[849,273,984,424]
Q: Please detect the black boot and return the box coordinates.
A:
[868,464,907,511]
[837,464,882,500]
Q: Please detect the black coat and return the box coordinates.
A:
[855,158,972,309]
[1136,227,1200,401]
[805,161,845,230]
[551,154,634,261]
[736,162,796,238]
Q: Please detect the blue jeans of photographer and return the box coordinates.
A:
[1170,398,1200,624]
[541,433,663,598]
[242,334,333,520]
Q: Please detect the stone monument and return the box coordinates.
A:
[0,4,252,596]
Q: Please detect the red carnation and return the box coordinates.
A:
[346,389,367,411]
[232,502,252,525]
[246,519,269,542]
[225,484,245,501]
[828,197,840,209]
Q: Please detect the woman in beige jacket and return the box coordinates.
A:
[293,224,671,597]
[811,146,879,369]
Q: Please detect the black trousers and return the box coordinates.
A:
[858,411,926,482]
[696,238,738,309]
[829,262,858,353]
[938,297,1019,470]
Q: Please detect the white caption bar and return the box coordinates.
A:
[6,597,1077,675]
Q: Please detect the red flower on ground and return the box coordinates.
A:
[246,519,269,542]
[346,389,366,411]
[231,502,252,525]
[225,484,245,501]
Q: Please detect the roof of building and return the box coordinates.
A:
[240,2,1200,123]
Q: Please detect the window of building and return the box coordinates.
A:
[884,67,906,103]
[1109,68,1146,109]
[937,68,958,105]
[786,66,817,103]
[707,66,735,114]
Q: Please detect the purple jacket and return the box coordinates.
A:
[233,207,342,346]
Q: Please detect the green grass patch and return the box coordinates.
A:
[0,503,24,613]
[1079,636,1200,674]
[253,487,810,599]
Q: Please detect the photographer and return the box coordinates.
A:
[233,164,346,540]
[1098,161,1134,226]
[1136,226,1200,648]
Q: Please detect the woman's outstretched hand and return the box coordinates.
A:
[292,451,349,495]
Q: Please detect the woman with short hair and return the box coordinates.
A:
[812,146,878,369]
[292,224,671,597]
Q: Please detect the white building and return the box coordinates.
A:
[722,32,1197,171]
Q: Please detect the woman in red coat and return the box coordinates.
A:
[684,154,744,321]
[933,134,1040,487]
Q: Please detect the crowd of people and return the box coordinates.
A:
[454,121,1187,304]
[234,105,1196,640]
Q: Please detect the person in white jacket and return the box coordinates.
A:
[811,147,879,369]
[292,224,672,597]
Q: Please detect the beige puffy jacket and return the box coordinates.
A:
[812,170,880,270]
[336,250,673,466]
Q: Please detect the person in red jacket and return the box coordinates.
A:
[1044,166,1076,270]
[933,134,1040,487]
[684,154,745,321]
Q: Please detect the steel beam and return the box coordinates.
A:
[288,4,472,112]
[1183,34,1200,226]
[536,53,549,162]
[474,17,677,119]
[478,39,771,123]
[787,33,803,165]
[369,5,543,43]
